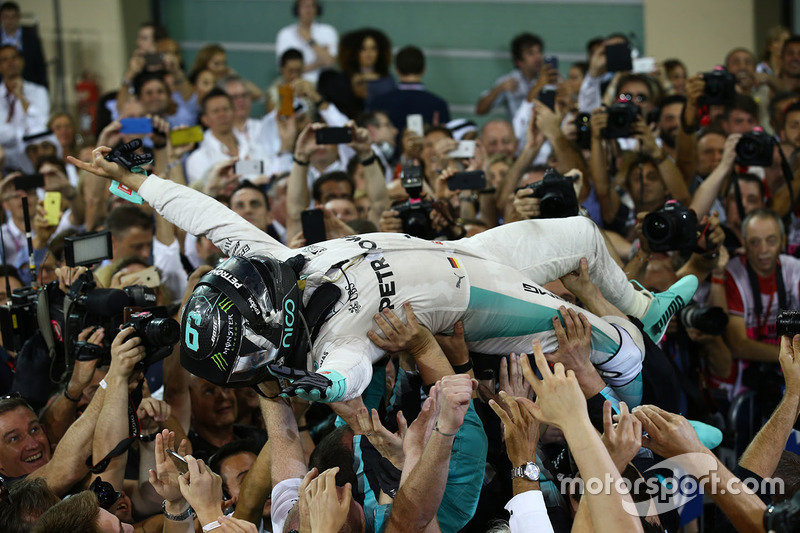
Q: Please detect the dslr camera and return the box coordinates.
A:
[735,130,774,167]
[642,200,708,253]
[602,101,640,139]
[701,68,736,105]
[121,310,180,367]
[391,166,435,239]
[517,168,580,219]
[777,310,800,337]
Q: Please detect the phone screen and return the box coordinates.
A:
[44,191,61,226]
[315,127,352,145]
[119,117,154,135]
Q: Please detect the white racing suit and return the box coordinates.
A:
[139,175,645,403]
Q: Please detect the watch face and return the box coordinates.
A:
[524,462,540,480]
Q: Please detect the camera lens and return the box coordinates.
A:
[144,317,180,346]
[540,193,565,218]
[642,213,674,244]
[679,305,728,335]
[404,211,431,239]
[736,138,757,159]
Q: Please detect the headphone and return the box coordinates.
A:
[292,0,323,17]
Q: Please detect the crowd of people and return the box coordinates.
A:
[2,0,800,531]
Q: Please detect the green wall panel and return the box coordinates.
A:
[162,0,643,124]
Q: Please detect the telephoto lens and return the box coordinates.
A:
[679,305,729,336]
[144,317,180,346]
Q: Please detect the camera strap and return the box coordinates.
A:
[85,393,142,474]
[745,261,786,340]
[776,139,796,215]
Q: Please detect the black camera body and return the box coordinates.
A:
[735,130,774,167]
[777,310,800,337]
[602,101,640,139]
[679,305,729,336]
[0,286,42,353]
[701,69,736,105]
[574,112,592,150]
[642,200,705,253]
[520,168,580,219]
[122,310,180,368]
[391,166,436,239]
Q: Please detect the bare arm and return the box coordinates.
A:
[259,383,308,486]
[589,111,620,225]
[287,124,324,239]
[724,315,780,363]
[689,134,739,218]
[739,335,800,478]
[233,413,272,525]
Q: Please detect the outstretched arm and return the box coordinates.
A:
[68,148,290,260]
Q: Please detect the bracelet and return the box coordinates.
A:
[99,379,108,390]
[161,500,194,521]
[633,251,650,263]
[711,276,726,285]
[202,520,222,532]
[452,359,474,374]
[63,388,80,403]
[433,424,458,437]
[359,153,376,166]
[293,155,310,166]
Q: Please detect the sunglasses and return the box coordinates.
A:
[619,92,649,104]
[89,476,122,510]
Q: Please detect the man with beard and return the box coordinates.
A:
[780,35,800,93]
[780,100,800,149]
[725,47,757,97]
[657,94,685,160]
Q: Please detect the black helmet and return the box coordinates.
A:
[180,255,303,387]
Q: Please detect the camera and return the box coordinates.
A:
[0,286,45,353]
[642,200,707,253]
[701,68,736,106]
[518,168,580,219]
[122,310,180,368]
[574,112,592,150]
[679,305,729,336]
[735,130,774,167]
[602,101,640,139]
[777,310,800,337]
[391,166,435,239]
[764,489,800,533]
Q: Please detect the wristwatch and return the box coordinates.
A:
[511,461,540,481]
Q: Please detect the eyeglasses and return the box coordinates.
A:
[89,476,122,510]
[619,93,649,103]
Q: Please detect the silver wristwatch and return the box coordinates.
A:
[511,461,540,481]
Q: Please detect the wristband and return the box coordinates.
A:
[161,500,194,521]
[293,155,310,166]
[99,378,108,390]
[452,359,473,374]
[202,520,222,532]
[433,423,458,437]
[359,154,376,166]
[710,276,726,285]
[63,388,80,403]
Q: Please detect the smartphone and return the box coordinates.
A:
[169,125,203,146]
[301,209,327,245]
[633,57,656,74]
[44,191,61,226]
[447,170,486,191]
[538,87,556,111]
[120,266,160,289]
[605,43,633,72]
[315,127,352,145]
[166,449,189,475]
[14,173,44,191]
[119,117,153,135]
[144,53,164,68]
[447,140,476,159]
[235,160,265,175]
[544,55,559,71]
[406,114,424,136]
[278,84,294,118]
